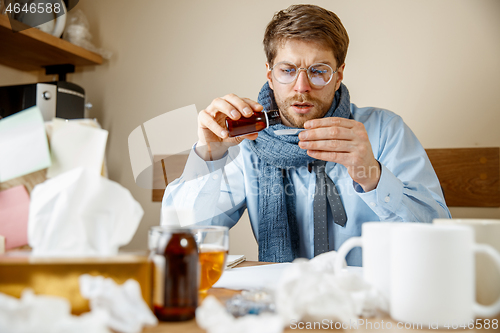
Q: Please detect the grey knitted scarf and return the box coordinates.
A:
[248,82,352,262]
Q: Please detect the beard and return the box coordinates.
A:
[274,91,335,128]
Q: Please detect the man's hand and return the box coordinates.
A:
[197,94,263,161]
[298,117,381,192]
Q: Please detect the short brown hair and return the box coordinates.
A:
[263,4,349,68]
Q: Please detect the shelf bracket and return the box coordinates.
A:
[45,64,75,82]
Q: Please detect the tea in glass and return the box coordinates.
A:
[198,245,228,292]
[191,226,229,293]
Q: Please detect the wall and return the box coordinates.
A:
[1,0,499,260]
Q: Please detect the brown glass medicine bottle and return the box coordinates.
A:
[152,227,199,321]
[225,110,281,137]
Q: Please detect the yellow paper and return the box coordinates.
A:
[46,121,108,178]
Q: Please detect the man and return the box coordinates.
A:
[163,4,450,265]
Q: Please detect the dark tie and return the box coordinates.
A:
[310,160,347,256]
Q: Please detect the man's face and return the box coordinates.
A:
[266,39,344,128]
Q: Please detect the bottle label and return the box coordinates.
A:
[152,254,166,307]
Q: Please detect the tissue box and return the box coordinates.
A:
[0,251,152,314]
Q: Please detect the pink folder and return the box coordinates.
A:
[0,185,30,250]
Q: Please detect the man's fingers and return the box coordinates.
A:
[304,117,355,129]
[205,95,263,121]
[306,150,349,164]
[299,126,354,141]
[299,139,353,152]
[241,97,264,112]
[239,133,259,141]
[199,94,263,141]
[223,94,260,118]
[199,110,228,138]
[205,97,242,120]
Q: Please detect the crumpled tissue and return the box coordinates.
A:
[79,274,158,333]
[196,295,284,333]
[196,251,387,333]
[275,251,388,323]
[0,276,157,333]
[0,289,110,333]
[28,167,144,256]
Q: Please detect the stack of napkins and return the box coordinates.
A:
[226,254,246,269]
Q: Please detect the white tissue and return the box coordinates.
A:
[0,289,110,333]
[79,275,158,333]
[197,252,387,333]
[196,296,284,333]
[28,167,144,256]
[276,252,388,323]
[276,257,356,324]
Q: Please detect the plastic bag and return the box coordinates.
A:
[63,9,112,59]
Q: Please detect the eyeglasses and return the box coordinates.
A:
[270,61,337,87]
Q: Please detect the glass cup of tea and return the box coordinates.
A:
[190,226,229,293]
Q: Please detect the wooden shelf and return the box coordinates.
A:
[0,14,103,71]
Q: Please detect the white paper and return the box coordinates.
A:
[212,263,292,290]
[226,254,246,269]
[46,120,108,178]
[0,106,51,182]
[28,167,144,256]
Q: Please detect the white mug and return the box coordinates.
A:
[390,224,500,326]
[433,218,500,306]
[334,222,401,306]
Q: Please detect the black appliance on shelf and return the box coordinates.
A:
[0,64,88,121]
[0,81,85,121]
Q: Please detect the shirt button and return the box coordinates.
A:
[370,202,376,208]
[384,196,391,203]
[197,175,204,181]
[212,174,219,180]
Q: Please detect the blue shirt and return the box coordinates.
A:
[162,104,451,266]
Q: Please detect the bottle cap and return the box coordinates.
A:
[266,110,281,126]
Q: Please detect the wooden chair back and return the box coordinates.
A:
[425,148,500,207]
[152,154,189,202]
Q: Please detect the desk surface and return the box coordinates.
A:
[143,261,500,333]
